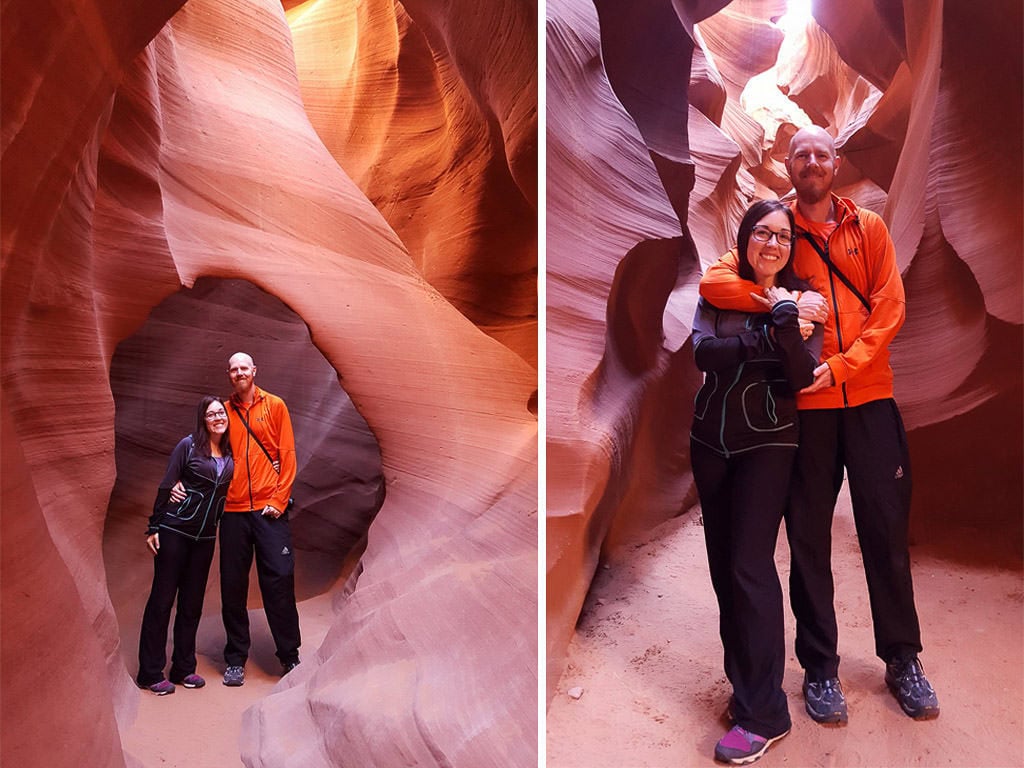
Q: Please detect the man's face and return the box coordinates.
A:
[227,355,256,395]
[786,133,840,205]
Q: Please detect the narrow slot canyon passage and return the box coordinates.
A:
[102,277,385,764]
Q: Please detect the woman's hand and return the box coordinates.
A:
[798,318,814,340]
[146,533,160,556]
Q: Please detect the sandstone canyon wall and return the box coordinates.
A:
[2,0,538,766]
[546,0,1022,696]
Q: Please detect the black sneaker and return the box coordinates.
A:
[803,674,848,724]
[223,665,245,687]
[282,660,300,676]
[885,657,939,719]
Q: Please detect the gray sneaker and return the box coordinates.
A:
[803,674,848,724]
[885,657,939,720]
[223,665,245,687]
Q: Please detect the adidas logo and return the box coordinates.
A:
[894,465,904,480]
[281,546,291,556]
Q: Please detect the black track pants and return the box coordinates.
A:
[692,441,794,739]
[219,510,301,667]
[137,532,215,686]
[786,398,922,679]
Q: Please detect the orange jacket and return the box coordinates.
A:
[699,194,905,410]
[224,386,296,512]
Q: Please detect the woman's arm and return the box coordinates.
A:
[146,437,191,535]
[692,298,771,372]
[767,297,822,389]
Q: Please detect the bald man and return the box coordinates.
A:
[216,352,300,685]
[699,126,938,727]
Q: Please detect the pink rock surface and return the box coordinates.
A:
[546,0,1022,697]
[286,0,537,365]
[2,0,537,766]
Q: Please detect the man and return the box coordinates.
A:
[172,352,301,685]
[699,125,939,724]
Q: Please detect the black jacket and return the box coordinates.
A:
[147,436,234,541]
[690,298,823,457]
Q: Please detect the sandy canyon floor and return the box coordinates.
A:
[547,488,1023,768]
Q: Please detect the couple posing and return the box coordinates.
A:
[691,126,940,764]
[136,352,301,695]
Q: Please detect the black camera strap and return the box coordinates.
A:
[230,401,294,512]
[230,402,278,472]
[802,232,871,312]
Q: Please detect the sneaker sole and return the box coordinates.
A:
[804,700,848,725]
[137,682,175,696]
[716,729,790,765]
[181,680,205,689]
[223,680,244,687]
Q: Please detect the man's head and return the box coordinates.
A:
[785,126,841,205]
[227,352,256,397]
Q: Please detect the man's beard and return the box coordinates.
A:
[794,173,831,204]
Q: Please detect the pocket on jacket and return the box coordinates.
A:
[166,489,205,522]
[741,381,792,432]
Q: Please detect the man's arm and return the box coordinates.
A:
[266,397,296,515]
[698,249,764,313]
[701,248,829,323]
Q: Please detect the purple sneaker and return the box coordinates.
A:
[714,724,788,764]
[140,679,175,696]
[171,673,206,689]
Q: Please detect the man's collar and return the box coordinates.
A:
[231,385,263,407]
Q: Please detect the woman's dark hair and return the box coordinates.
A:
[736,199,810,291]
[193,395,232,458]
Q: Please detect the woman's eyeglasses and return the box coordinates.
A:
[751,225,793,246]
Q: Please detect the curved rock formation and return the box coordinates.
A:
[546,0,1022,696]
[1,0,537,766]
[286,0,538,365]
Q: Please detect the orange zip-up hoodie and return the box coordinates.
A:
[224,386,296,512]
[699,194,905,410]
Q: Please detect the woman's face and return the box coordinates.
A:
[746,209,793,285]
[205,401,229,436]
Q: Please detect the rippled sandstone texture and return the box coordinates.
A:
[1,0,537,766]
[546,0,1022,695]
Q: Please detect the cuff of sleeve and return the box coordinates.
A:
[824,356,847,385]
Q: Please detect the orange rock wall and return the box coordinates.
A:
[546,0,1022,696]
[2,0,537,765]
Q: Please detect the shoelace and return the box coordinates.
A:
[897,661,934,693]
[818,679,841,695]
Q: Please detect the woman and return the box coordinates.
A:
[690,199,823,764]
[137,396,234,695]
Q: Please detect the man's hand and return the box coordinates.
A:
[261,504,282,519]
[169,481,186,503]
[800,362,835,393]
[797,291,829,323]
[798,319,814,340]
[146,533,160,556]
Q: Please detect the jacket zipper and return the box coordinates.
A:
[718,363,746,457]
[812,215,851,408]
